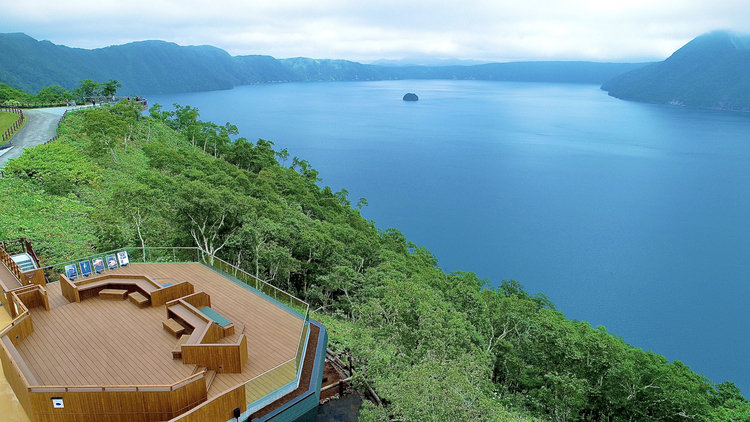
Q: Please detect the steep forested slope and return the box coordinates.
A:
[0,103,747,421]
[602,31,750,111]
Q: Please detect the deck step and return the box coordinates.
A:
[191,366,205,375]
[18,262,35,272]
[205,370,217,392]
[172,335,190,360]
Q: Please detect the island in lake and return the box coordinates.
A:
[403,93,418,101]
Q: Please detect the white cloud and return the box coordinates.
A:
[4,0,750,62]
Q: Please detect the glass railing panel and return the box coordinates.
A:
[244,359,298,409]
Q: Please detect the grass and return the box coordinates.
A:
[0,111,23,142]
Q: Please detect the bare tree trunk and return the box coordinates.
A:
[133,209,146,262]
[188,212,236,264]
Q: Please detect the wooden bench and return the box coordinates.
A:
[99,289,128,300]
[163,318,185,338]
[128,291,149,308]
[172,335,190,359]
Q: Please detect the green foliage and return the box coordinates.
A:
[100,79,122,98]
[0,177,96,262]
[35,85,69,102]
[76,79,99,101]
[4,142,102,195]
[110,99,143,121]
[359,356,533,422]
[1,101,747,422]
[0,81,33,103]
[0,80,70,105]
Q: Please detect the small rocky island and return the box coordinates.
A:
[403,93,418,101]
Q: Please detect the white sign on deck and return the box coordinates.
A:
[52,397,64,409]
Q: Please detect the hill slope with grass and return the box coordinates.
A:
[0,102,747,421]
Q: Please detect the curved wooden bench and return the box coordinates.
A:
[166,302,211,345]
[61,273,194,306]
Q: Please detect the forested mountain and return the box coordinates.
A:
[0,32,648,95]
[0,33,293,94]
[601,31,750,111]
[1,101,749,421]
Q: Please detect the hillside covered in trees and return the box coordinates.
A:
[601,31,750,111]
[0,32,648,95]
[0,102,748,421]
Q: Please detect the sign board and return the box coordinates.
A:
[79,260,92,277]
[64,264,78,280]
[92,257,105,274]
[52,397,64,408]
[106,254,118,270]
[117,251,130,267]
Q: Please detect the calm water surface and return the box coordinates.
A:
[148,80,750,392]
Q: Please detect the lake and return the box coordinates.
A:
[147,80,750,392]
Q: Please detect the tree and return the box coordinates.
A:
[36,85,69,102]
[100,79,122,98]
[77,79,100,102]
[175,180,243,258]
[276,148,289,167]
[106,177,171,261]
[82,108,128,163]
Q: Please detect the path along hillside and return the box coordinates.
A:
[0,107,71,168]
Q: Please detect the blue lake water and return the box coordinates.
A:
[148,80,750,392]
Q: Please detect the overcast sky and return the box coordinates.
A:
[4,0,750,63]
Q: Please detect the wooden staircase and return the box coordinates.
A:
[205,370,217,392]
[191,366,217,392]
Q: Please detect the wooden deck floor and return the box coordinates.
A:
[17,297,194,386]
[0,262,22,291]
[13,263,304,398]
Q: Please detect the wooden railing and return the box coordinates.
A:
[0,242,25,282]
[42,109,68,146]
[21,238,41,268]
[0,291,30,337]
[1,238,42,269]
[0,102,67,109]
[27,369,207,393]
[1,107,24,144]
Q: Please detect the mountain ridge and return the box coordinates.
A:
[0,33,648,95]
[601,31,750,111]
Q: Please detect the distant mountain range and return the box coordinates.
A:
[368,57,492,67]
[602,31,750,111]
[0,33,648,95]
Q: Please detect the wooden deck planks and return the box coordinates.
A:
[11,262,303,396]
[16,297,193,386]
[0,261,22,291]
[43,282,69,309]
[116,264,303,396]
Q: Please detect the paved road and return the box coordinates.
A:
[0,107,72,168]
